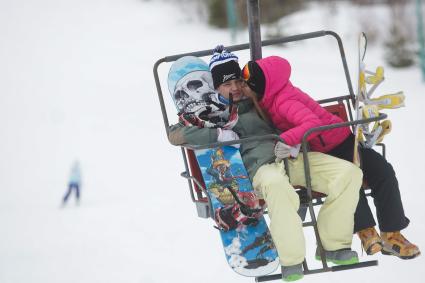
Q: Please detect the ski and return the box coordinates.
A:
[353,32,368,166]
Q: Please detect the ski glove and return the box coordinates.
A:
[217,128,240,148]
[274,141,292,160]
[274,142,301,162]
[179,112,218,128]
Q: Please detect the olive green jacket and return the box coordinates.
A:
[168,99,278,180]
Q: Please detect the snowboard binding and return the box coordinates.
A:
[214,186,264,232]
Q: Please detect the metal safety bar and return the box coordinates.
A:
[256,260,378,282]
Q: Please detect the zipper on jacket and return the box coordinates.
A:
[318,135,326,147]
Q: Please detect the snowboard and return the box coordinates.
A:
[167,56,221,115]
[194,146,279,276]
[168,56,279,277]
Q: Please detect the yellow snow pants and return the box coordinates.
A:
[252,152,362,266]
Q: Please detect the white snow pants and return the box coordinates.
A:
[252,152,362,266]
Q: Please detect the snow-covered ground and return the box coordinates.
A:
[0,0,424,282]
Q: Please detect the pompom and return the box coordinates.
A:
[213,45,225,54]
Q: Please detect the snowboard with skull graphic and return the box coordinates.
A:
[167,56,279,277]
[168,56,235,127]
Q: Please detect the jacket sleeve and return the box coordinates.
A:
[277,99,324,146]
[168,122,219,146]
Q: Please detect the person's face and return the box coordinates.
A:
[217,79,246,102]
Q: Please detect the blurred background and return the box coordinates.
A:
[166,0,422,69]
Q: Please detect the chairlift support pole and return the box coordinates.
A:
[247,0,262,60]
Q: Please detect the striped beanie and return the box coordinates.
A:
[209,45,241,89]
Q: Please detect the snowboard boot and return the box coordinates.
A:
[315,248,359,265]
[381,231,421,259]
[357,227,383,255]
[281,264,303,282]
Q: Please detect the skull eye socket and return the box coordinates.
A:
[174,90,189,101]
[186,80,203,91]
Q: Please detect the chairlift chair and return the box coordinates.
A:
[153,30,387,282]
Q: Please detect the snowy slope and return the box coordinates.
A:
[0,0,424,282]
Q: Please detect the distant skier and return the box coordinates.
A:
[62,161,81,206]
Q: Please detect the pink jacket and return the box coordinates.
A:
[256,56,351,153]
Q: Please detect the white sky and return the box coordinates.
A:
[0,0,424,283]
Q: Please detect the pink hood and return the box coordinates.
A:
[256,56,350,152]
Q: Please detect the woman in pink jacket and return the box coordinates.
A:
[241,56,420,260]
